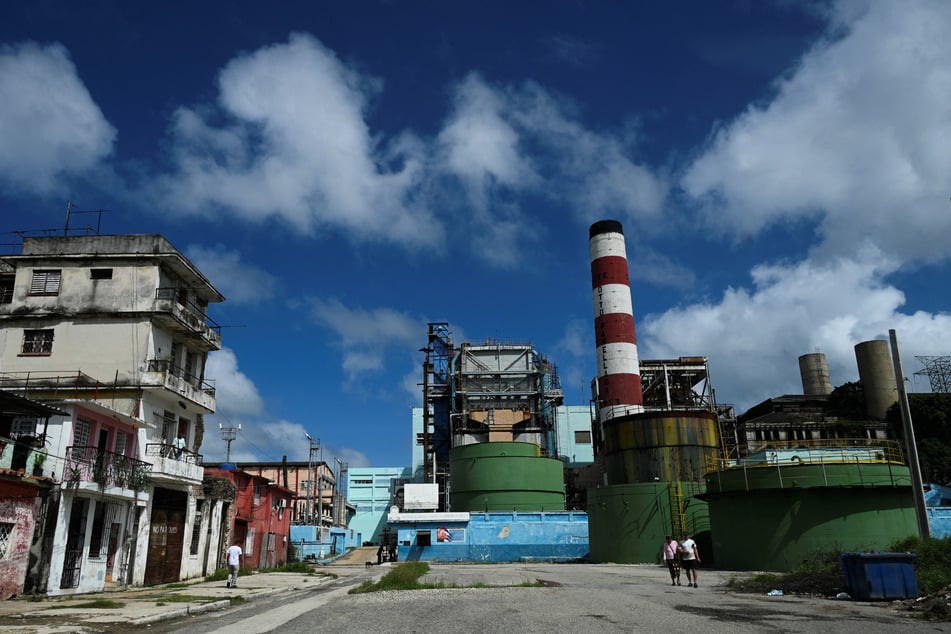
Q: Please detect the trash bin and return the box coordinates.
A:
[840,552,918,601]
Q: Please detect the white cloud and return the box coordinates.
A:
[0,42,115,194]
[639,250,951,412]
[153,33,442,249]
[681,0,951,265]
[308,298,423,383]
[205,347,264,417]
[185,244,277,305]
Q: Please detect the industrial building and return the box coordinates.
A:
[379,219,924,571]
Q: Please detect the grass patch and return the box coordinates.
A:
[48,599,125,610]
[890,536,951,595]
[205,565,252,582]
[155,594,219,603]
[727,538,951,599]
[349,562,432,594]
[259,562,314,574]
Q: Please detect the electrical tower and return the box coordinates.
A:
[915,356,951,394]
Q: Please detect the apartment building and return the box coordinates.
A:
[0,234,225,593]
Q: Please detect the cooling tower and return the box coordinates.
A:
[854,339,897,420]
[799,352,833,396]
[589,220,642,423]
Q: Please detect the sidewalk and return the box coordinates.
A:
[0,570,337,632]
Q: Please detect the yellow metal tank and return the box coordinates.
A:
[601,410,719,484]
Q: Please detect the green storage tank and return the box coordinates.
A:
[587,481,710,563]
[450,442,565,512]
[704,458,918,571]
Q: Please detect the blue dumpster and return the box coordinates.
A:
[840,552,918,601]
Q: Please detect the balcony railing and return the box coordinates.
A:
[145,359,216,396]
[153,287,222,347]
[145,443,203,465]
[64,446,152,491]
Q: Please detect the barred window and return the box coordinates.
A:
[29,270,61,295]
[22,329,54,355]
[0,522,12,559]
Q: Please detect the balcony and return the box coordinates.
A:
[0,435,54,477]
[143,359,216,412]
[64,446,152,495]
[152,288,222,350]
[145,443,204,483]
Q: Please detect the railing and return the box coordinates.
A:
[705,438,906,473]
[60,549,83,589]
[154,287,222,343]
[145,443,203,465]
[145,359,216,396]
[64,446,152,491]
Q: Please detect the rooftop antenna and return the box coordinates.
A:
[219,421,241,462]
[64,199,109,236]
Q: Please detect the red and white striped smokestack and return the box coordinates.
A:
[590,220,643,423]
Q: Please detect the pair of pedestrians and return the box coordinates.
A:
[663,534,700,588]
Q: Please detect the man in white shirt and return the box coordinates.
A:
[226,542,243,588]
[679,533,701,588]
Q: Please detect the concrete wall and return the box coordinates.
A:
[394,512,589,563]
[0,481,42,599]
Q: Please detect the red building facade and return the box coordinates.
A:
[204,467,294,570]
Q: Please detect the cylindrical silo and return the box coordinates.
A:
[589,220,643,424]
[799,353,832,396]
[855,340,897,420]
[449,442,565,512]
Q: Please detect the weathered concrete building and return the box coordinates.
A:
[0,233,225,592]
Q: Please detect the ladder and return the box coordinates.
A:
[669,481,687,538]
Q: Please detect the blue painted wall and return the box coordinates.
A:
[393,512,589,563]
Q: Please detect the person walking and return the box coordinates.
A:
[663,535,681,586]
[679,533,701,588]
[226,541,243,588]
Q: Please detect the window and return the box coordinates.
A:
[114,432,128,456]
[574,430,592,444]
[21,329,54,355]
[29,270,61,295]
[0,275,13,304]
[88,502,107,557]
[190,502,203,555]
[90,268,113,280]
[73,418,91,453]
[0,522,12,559]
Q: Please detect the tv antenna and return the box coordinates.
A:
[64,200,109,236]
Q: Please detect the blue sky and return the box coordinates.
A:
[2,1,950,468]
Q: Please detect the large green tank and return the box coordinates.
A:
[449,442,565,512]
[587,481,709,563]
[704,459,918,571]
[601,411,720,483]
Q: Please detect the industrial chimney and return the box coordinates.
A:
[589,220,643,424]
[854,339,898,420]
[799,352,833,396]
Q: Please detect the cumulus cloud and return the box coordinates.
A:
[0,42,116,194]
[681,0,951,265]
[639,250,951,412]
[308,298,423,383]
[153,33,442,248]
[185,244,277,305]
[202,347,369,465]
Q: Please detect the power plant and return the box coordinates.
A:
[386,219,922,570]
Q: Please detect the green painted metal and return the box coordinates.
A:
[704,463,918,571]
[587,482,710,563]
[450,442,565,512]
[601,412,719,484]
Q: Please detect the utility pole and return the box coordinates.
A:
[889,329,930,539]
[219,422,240,462]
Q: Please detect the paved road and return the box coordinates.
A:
[152,563,945,634]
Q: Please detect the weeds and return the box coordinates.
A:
[48,599,125,610]
[889,536,951,595]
